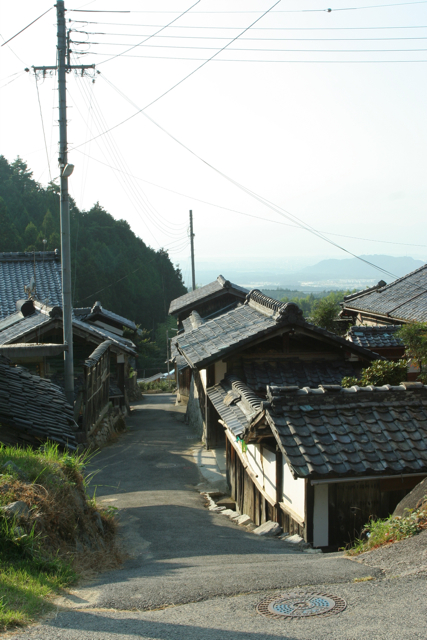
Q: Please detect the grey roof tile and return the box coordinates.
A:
[169,275,248,315]
[347,325,404,349]
[265,384,427,479]
[0,355,77,449]
[243,360,362,392]
[0,252,62,320]
[342,263,427,323]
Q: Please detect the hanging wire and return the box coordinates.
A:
[35,75,52,182]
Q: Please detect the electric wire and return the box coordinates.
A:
[74,146,427,250]
[78,52,427,62]
[70,0,284,152]
[70,60,188,239]
[69,20,427,30]
[96,0,203,67]
[74,238,191,304]
[101,75,415,286]
[35,75,52,182]
[69,79,187,247]
[68,1,427,15]
[1,7,53,47]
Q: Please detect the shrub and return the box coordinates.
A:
[341,359,408,388]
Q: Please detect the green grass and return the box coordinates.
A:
[139,379,176,392]
[347,500,427,556]
[0,542,76,629]
[0,442,90,630]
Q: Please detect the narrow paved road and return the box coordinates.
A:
[9,395,427,640]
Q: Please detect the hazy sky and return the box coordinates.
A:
[1,0,427,287]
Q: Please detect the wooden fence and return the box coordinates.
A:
[81,340,111,436]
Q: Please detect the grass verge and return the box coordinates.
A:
[346,498,427,556]
[0,441,120,631]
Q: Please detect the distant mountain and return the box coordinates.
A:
[294,255,425,283]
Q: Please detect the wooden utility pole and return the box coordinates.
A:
[189,210,196,291]
[32,1,95,405]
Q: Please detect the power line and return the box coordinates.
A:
[68,1,427,14]
[1,6,53,47]
[100,75,409,285]
[69,20,427,30]
[97,0,203,67]
[74,146,427,250]
[78,52,427,62]
[75,43,427,53]
[34,75,52,182]
[73,36,427,43]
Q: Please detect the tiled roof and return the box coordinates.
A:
[207,375,262,438]
[342,263,427,322]
[0,251,62,320]
[0,356,77,449]
[82,302,137,331]
[243,360,362,392]
[176,291,380,369]
[0,302,136,355]
[169,275,248,315]
[266,383,427,480]
[0,311,53,345]
[347,325,404,349]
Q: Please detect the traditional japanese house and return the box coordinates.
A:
[0,299,136,406]
[208,375,427,549]
[175,290,381,448]
[340,263,427,326]
[169,275,249,402]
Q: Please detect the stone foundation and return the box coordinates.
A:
[88,406,127,448]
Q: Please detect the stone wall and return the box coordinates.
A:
[88,406,127,449]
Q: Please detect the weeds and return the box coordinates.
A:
[139,379,176,393]
[347,498,427,555]
[0,441,120,631]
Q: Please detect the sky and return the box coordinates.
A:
[1,0,427,288]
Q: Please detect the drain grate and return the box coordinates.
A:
[256,590,346,619]
[155,463,178,468]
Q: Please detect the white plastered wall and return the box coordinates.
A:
[199,369,207,390]
[282,462,305,521]
[246,443,276,503]
[313,484,329,547]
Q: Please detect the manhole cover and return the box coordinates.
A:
[156,463,178,468]
[256,591,346,619]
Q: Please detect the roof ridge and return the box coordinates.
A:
[267,381,424,402]
[343,280,386,302]
[226,374,262,410]
[0,250,60,262]
[245,290,304,323]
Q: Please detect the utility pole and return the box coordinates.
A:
[32,1,95,405]
[189,210,196,291]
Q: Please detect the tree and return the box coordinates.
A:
[310,297,342,334]
[396,322,427,382]
[342,359,408,388]
[24,221,38,250]
[0,197,21,251]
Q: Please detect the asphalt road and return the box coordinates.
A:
[8,394,427,640]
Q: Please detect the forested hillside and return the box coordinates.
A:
[0,156,186,330]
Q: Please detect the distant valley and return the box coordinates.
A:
[195,255,425,292]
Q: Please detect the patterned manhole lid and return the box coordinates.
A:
[256,591,346,619]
